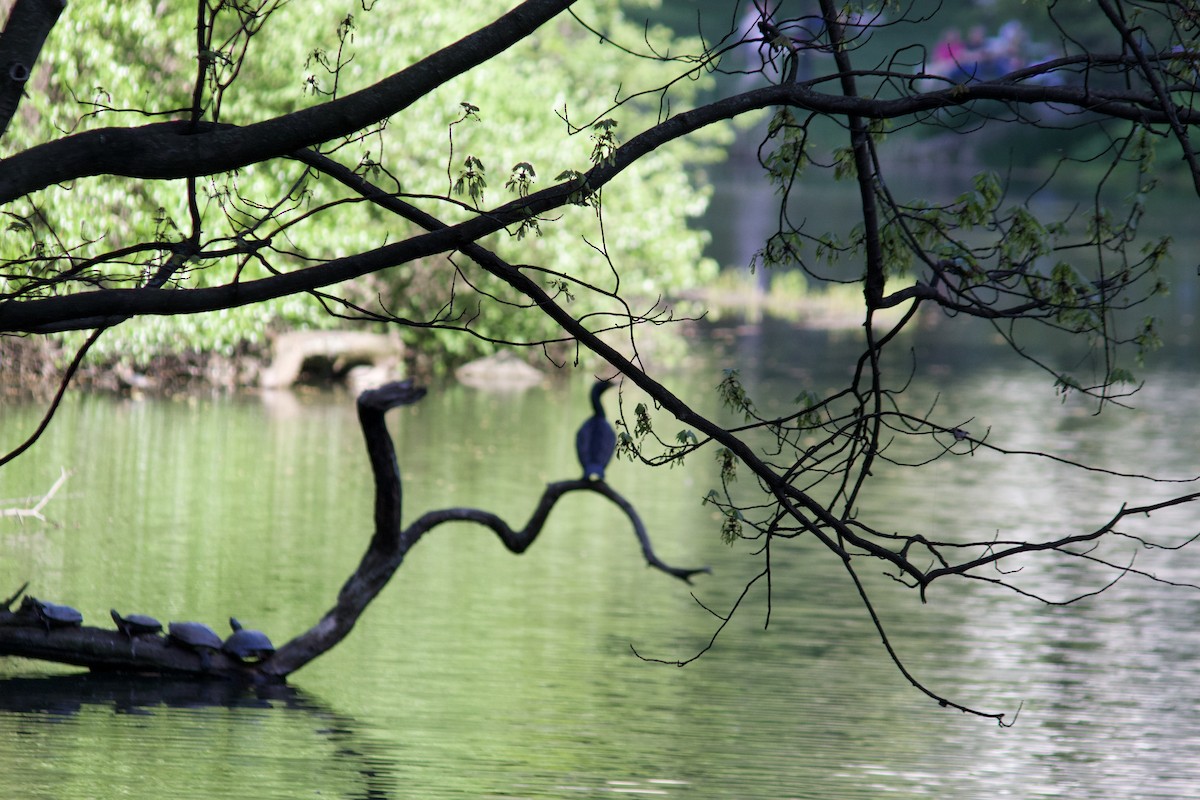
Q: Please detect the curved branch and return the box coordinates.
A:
[261,382,706,678]
[0,381,703,680]
[406,480,710,582]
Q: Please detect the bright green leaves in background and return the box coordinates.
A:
[6,0,728,366]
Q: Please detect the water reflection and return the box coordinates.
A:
[0,673,294,714]
[0,674,401,799]
[3,354,1200,797]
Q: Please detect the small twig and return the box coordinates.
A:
[632,569,765,667]
[841,554,1011,725]
[0,582,29,612]
[0,328,104,467]
[1,467,71,522]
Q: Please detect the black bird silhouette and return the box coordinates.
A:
[575,379,616,480]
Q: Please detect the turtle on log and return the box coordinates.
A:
[167,620,223,670]
[111,609,163,657]
[22,596,83,632]
[222,617,275,663]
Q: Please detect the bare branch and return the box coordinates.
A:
[0,465,69,521]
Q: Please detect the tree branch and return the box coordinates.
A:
[263,382,706,678]
[0,0,575,201]
[5,67,1195,334]
[0,465,69,521]
[0,0,65,140]
[405,480,710,582]
[2,54,1194,206]
[0,381,705,680]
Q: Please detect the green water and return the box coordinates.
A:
[3,335,1200,798]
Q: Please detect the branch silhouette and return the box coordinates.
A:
[0,382,706,680]
[264,381,707,678]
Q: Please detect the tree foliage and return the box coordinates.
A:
[2,0,724,363]
[4,0,1200,721]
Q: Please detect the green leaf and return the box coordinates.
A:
[675,429,698,445]
[716,447,738,483]
[720,509,744,544]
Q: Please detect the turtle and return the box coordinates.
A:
[167,620,223,670]
[110,609,163,638]
[23,596,83,631]
[111,609,163,657]
[222,617,275,663]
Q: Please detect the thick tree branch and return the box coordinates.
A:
[4,67,1197,334]
[0,0,574,202]
[1,55,1194,205]
[0,604,268,678]
[0,0,65,140]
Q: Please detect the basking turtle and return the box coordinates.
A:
[167,621,223,669]
[110,609,162,638]
[23,596,83,631]
[111,609,162,657]
[222,617,275,663]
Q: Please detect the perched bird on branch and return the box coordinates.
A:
[575,379,616,481]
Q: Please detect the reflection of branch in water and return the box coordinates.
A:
[266,381,708,678]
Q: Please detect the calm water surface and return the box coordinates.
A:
[3,336,1200,798]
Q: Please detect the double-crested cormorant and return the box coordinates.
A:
[575,379,616,481]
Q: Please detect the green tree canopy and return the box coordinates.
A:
[2,0,726,363]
